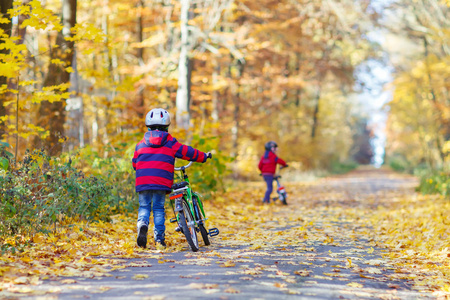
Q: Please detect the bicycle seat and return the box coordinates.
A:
[172,181,189,190]
[274,175,281,179]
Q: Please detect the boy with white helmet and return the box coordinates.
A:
[132,108,211,248]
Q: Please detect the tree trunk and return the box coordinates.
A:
[211,57,220,123]
[0,0,14,140]
[282,60,289,103]
[135,0,145,119]
[295,52,302,107]
[231,59,245,158]
[423,36,445,165]
[176,0,191,130]
[36,0,77,156]
[311,87,321,139]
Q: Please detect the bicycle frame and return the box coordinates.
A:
[169,161,219,252]
[169,162,207,226]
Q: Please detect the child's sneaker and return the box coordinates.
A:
[137,224,148,248]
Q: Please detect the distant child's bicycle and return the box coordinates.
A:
[169,159,219,252]
[272,166,288,205]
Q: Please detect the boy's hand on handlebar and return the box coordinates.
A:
[206,152,212,159]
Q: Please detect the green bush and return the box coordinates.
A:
[0,149,125,238]
[418,171,450,197]
[388,155,411,173]
[0,141,13,171]
[329,160,359,174]
[68,144,138,213]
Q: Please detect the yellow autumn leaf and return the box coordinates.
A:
[60,279,77,284]
[224,287,240,294]
[221,261,235,267]
[294,270,310,277]
[13,277,29,284]
[347,282,363,288]
[347,258,352,268]
[365,267,382,274]
[132,274,149,280]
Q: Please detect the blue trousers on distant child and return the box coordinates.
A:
[263,174,274,203]
[137,190,166,242]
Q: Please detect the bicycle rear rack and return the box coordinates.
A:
[208,228,219,237]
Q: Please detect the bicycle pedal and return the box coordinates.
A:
[208,228,219,237]
[170,218,177,223]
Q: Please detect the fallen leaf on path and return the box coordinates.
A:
[347,282,363,288]
[132,274,149,280]
[187,283,219,289]
[221,261,235,267]
[365,267,382,274]
[294,270,311,276]
[224,287,240,293]
[60,279,77,284]
[142,296,165,300]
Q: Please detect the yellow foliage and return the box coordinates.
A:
[0,17,10,24]
[67,23,105,43]
[17,0,63,31]
[50,59,64,66]
[19,80,38,86]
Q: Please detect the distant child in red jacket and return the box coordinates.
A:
[258,141,287,204]
[132,108,211,248]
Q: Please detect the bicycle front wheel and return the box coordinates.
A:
[199,223,210,246]
[193,196,210,246]
[281,193,288,205]
[178,200,199,252]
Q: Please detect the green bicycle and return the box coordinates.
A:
[169,160,219,252]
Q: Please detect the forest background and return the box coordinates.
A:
[0,0,449,241]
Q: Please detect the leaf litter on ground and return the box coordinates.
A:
[0,167,449,298]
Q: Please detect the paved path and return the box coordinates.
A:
[21,168,433,300]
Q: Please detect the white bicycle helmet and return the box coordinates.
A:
[145,108,171,127]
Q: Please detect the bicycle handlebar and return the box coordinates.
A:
[174,161,193,171]
[174,152,212,171]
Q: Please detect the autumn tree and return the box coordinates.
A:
[0,0,14,140]
[32,0,77,155]
[0,0,384,176]
[384,0,449,171]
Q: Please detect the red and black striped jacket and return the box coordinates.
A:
[132,130,207,193]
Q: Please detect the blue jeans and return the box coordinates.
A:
[137,190,166,241]
[263,175,274,203]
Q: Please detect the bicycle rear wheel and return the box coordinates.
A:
[178,199,199,252]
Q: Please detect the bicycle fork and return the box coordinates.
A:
[169,189,219,237]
